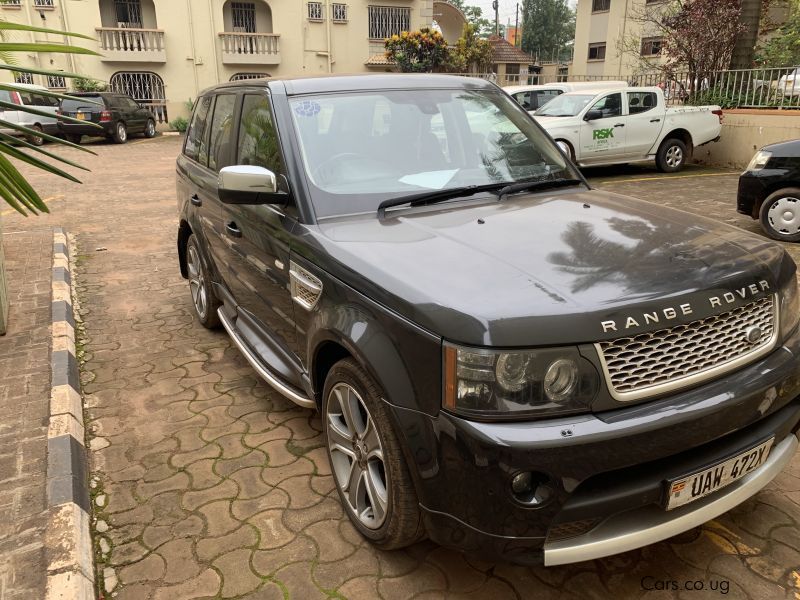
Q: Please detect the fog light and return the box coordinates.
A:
[511,471,533,494]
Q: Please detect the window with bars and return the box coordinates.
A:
[368,6,410,40]
[640,37,663,56]
[14,72,34,84]
[115,0,143,27]
[591,0,610,12]
[110,71,168,122]
[332,3,348,22]
[307,2,323,20]
[230,72,271,81]
[588,43,606,61]
[47,74,66,89]
[34,0,56,8]
[232,2,256,32]
[2,0,21,6]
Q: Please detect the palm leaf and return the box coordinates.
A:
[0,99,102,127]
[0,22,95,41]
[0,118,96,153]
[0,83,102,105]
[0,153,49,214]
[0,64,86,79]
[0,42,98,56]
[0,133,90,171]
[0,142,82,184]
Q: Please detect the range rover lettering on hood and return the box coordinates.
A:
[601,280,771,333]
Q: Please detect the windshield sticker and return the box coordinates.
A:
[398,170,458,190]
[294,100,321,117]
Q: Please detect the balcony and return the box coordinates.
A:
[219,32,281,65]
[96,28,166,63]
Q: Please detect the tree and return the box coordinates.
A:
[444,23,493,72]
[446,0,494,37]
[755,1,800,67]
[619,0,745,91]
[385,28,449,72]
[520,0,575,63]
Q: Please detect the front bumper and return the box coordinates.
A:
[391,327,800,565]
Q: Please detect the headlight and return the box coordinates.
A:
[780,276,800,340]
[746,150,772,171]
[443,344,599,420]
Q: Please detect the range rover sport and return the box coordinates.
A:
[176,75,800,565]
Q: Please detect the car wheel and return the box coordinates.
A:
[186,235,221,328]
[65,134,81,145]
[144,119,156,138]
[759,188,800,242]
[656,138,687,172]
[113,122,128,144]
[323,358,424,549]
[27,124,44,147]
[556,139,575,162]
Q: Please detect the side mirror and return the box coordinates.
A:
[584,109,602,121]
[218,165,283,205]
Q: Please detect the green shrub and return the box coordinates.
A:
[170,116,189,133]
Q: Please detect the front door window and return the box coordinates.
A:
[115,0,143,28]
[232,2,257,33]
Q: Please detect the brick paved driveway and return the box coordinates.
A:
[5,138,800,599]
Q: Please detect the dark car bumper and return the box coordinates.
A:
[391,326,800,565]
[58,121,113,137]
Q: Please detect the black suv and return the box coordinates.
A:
[58,92,156,144]
[176,75,800,566]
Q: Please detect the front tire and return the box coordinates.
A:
[323,358,424,549]
[656,138,687,172]
[113,122,128,144]
[144,119,156,138]
[759,188,800,242]
[186,235,221,328]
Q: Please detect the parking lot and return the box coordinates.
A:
[3,136,800,599]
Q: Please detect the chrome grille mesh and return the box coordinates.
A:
[598,296,776,400]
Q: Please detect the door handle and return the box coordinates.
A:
[226,222,242,238]
[614,123,625,128]
[190,194,202,207]
[650,118,661,123]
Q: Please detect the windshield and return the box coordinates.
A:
[534,94,595,117]
[288,89,581,217]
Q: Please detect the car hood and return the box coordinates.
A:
[308,188,793,347]
[533,115,580,130]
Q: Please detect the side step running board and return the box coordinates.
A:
[218,308,316,409]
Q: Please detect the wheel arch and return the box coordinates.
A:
[661,128,693,152]
[177,219,192,279]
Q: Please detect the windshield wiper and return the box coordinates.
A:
[377,182,507,218]
[497,178,584,201]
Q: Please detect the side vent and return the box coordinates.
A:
[289,262,323,310]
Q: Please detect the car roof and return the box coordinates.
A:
[202,73,497,97]
[7,82,49,91]
[559,86,660,96]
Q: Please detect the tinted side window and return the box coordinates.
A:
[125,97,139,109]
[184,96,212,164]
[208,94,237,172]
[237,94,284,175]
[628,91,657,114]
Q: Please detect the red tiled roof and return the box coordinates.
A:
[488,35,533,64]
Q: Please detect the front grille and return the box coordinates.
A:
[547,519,600,541]
[598,295,777,401]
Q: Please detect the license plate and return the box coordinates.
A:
[666,438,774,510]
[76,113,86,120]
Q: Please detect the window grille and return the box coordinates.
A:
[332,3,348,21]
[47,74,66,89]
[232,2,256,33]
[368,6,410,39]
[230,72,271,81]
[115,0,143,27]
[308,1,323,20]
[2,0,21,6]
[110,71,168,122]
[592,0,610,11]
[14,72,34,84]
[34,0,56,8]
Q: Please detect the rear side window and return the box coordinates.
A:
[184,96,212,164]
[207,94,237,172]
[628,91,657,114]
[61,96,103,112]
[237,94,284,175]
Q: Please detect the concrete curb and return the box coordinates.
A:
[45,228,95,600]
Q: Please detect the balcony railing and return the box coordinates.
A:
[96,28,166,63]
[219,32,281,65]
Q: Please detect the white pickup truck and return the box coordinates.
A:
[532,87,722,172]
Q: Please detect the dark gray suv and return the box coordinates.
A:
[176,74,800,565]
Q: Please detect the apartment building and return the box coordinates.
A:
[571,0,665,78]
[1,0,435,122]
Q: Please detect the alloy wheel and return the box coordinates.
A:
[665,145,683,168]
[146,120,155,137]
[118,123,127,142]
[326,382,388,529]
[187,244,207,319]
[767,196,800,236]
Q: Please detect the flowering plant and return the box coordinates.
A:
[384,27,449,72]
